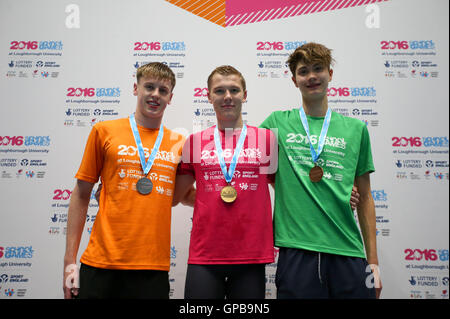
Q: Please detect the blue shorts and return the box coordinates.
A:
[276,248,376,299]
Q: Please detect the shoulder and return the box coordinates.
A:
[163,127,186,143]
[261,109,297,128]
[92,117,129,132]
[268,109,297,120]
[247,125,275,138]
[331,112,366,130]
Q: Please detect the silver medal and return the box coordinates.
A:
[136,177,153,195]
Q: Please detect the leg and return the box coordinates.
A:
[275,248,328,299]
[117,269,169,299]
[78,263,118,299]
[184,264,226,299]
[326,254,376,299]
[226,264,266,299]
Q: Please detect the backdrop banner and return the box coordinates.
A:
[0,0,448,299]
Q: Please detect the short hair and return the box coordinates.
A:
[207,65,246,92]
[136,62,176,90]
[287,42,335,76]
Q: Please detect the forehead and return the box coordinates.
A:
[209,73,244,88]
[295,61,327,71]
[138,76,173,90]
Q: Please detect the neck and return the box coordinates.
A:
[217,117,243,131]
[302,97,329,117]
[134,111,162,129]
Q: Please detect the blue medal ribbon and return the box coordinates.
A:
[214,125,247,183]
[298,107,332,164]
[129,113,164,176]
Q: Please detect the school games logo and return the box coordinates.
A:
[117,145,177,163]
[285,133,346,150]
[200,148,262,161]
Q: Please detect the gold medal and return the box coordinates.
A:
[309,165,323,183]
[220,185,237,203]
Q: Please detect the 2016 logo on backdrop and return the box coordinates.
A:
[404,249,449,262]
[9,41,63,51]
[133,41,186,51]
[52,189,72,201]
[0,136,50,147]
[66,87,121,98]
[392,137,449,148]
[0,246,34,259]
[327,87,376,97]
[256,41,307,51]
[380,40,435,50]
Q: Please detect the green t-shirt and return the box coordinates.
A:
[260,108,374,258]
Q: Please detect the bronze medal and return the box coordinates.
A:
[309,165,323,183]
[220,185,237,203]
[136,177,153,195]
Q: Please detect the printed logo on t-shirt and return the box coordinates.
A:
[285,133,347,149]
[200,148,262,161]
[117,145,177,163]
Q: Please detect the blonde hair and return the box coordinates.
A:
[207,65,246,91]
[136,62,176,90]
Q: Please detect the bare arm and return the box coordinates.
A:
[354,172,382,298]
[172,174,196,207]
[63,179,94,299]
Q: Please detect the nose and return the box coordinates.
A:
[151,88,161,99]
[224,89,232,100]
[306,71,317,81]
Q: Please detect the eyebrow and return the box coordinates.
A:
[143,82,170,90]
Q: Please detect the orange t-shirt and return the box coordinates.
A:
[76,117,184,271]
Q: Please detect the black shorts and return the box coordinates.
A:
[276,248,376,299]
[79,263,170,299]
[184,264,266,299]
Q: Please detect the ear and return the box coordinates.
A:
[207,90,212,104]
[291,76,299,88]
[243,90,247,102]
[328,68,333,82]
[133,83,138,96]
[168,93,173,105]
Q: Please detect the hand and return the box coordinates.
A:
[350,186,360,210]
[63,263,80,299]
[95,183,102,204]
[370,264,382,299]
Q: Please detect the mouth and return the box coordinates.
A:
[147,100,160,109]
[306,83,321,89]
[221,104,235,109]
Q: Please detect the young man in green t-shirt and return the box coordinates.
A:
[260,43,382,299]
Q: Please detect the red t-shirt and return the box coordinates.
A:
[178,125,277,264]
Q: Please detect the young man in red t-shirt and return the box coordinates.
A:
[173,65,278,299]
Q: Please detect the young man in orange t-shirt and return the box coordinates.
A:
[63,62,185,299]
